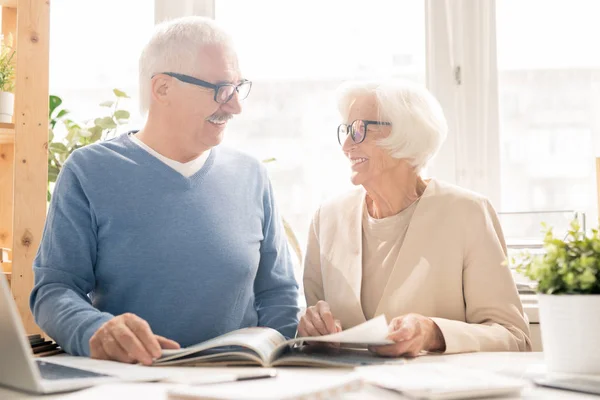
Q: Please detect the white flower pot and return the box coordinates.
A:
[0,91,14,123]
[538,294,600,374]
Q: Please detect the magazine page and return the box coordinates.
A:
[154,327,287,365]
[298,315,392,344]
[155,348,265,366]
[271,346,404,368]
[267,315,394,364]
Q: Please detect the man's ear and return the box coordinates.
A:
[151,75,172,106]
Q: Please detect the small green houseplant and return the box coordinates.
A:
[0,33,16,123]
[512,220,600,374]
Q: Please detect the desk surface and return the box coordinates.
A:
[0,352,597,399]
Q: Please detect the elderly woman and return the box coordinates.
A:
[299,80,531,356]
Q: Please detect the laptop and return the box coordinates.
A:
[0,274,163,394]
[534,376,600,396]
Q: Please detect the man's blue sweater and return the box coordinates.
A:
[30,133,299,356]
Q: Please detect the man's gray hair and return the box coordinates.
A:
[138,16,235,115]
[337,80,448,173]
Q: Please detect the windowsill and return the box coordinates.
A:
[521,294,539,323]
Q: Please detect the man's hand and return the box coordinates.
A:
[89,313,180,365]
[369,313,446,357]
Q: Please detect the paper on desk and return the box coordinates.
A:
[296,315,393,345]
[40,355,170,382]
[356,363,525,400]
[61,383,166,400]
[167,374,364,400]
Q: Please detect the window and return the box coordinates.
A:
[50,0,154,136]
[496,0,600,232]
[216,0,426,262]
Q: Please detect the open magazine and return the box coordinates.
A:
[153,315,398,368]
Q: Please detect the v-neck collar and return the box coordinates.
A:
[120,132,217,189]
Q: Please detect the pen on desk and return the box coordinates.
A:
[167,370,278,386]
[233,370,278,382]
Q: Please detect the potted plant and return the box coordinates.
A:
[514,220,600,374]
[0,34,15,123]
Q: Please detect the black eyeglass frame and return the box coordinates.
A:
[154,72,252,104]
[337,119,392,145]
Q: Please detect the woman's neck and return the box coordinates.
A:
[364,167,426,219]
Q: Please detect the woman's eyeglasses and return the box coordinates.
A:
[155,72,252,104]
[337,119,392,145]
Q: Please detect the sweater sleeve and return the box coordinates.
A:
[30,161,113,356]
[431,198,532,353]
[253,170,300,339]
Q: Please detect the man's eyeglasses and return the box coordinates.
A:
[156,72,252,104]
[337,119,392,145]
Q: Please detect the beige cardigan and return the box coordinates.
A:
[303,179,531,354]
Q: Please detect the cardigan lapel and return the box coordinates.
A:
[319,188,367,327]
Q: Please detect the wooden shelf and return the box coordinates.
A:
[0,0,17,8]
[1,0,49,336]
[0,247,9,261]
[0,122,14,144]
[1,247,11,286]
[1,247,11,285]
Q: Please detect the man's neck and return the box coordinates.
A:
[136,119,209,163]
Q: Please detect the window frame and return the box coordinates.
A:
[155,0,598,223]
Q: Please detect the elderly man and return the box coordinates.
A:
[30,16,299,365]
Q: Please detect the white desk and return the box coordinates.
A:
[0,352,597,399]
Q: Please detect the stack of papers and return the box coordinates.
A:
[357,363,525,400]
[166,374,364,400]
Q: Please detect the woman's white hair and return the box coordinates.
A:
[138,16,235,115]
[337,80,448,173]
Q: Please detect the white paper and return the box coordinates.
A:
[357,363,524,399]
[41,355,169,382]
[166,374,364,400]
[297,315,393,345]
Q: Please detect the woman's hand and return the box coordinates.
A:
[369,313,446,357]
[298,300,342,338]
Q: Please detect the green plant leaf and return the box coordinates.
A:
[48,165,60,182]
[89,126,103,143]
[48,128,54,143]
[49,142,68,154]
[78,129,92,138]
[49,95,62,118]
[99,101,114,108]
[56,109,69,119]
[114,110,130,120]
[94,117,117,130]
[113,89,130,98]
[65,127,79,147]
[262,158,277,164]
